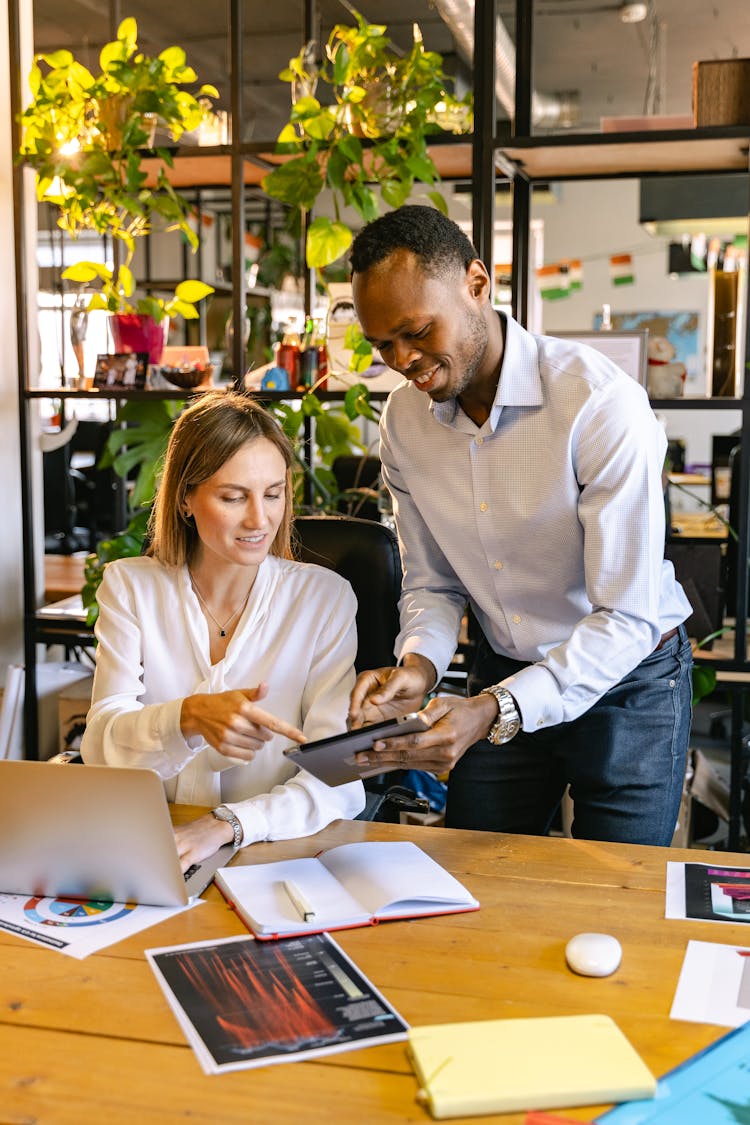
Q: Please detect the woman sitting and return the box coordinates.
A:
[81,391,365,867]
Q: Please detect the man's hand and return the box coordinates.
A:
[348,654,437,728]
[354,692,500,774]
[181,683,306,761]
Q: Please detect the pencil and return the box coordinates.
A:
[283,879,316,922]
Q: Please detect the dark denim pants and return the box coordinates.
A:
[445,625,693,845]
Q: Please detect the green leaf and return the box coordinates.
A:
[306,216,352,269]
[344,325,375,374]
[262,159,323,210]
[158,46,186,70]
[117,264,136,297]
[331,42,350,85]
[405,153,437,182]
[381,177,412,209]
[692,664,717,705]
[344,382,380,423]
[61,261,108,283]
[427,190,449,215]
[174,279,214,302]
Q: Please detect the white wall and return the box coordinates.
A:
[523,178,743,471]
[0,0,25,675]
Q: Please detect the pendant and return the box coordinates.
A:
[220,629,226,637]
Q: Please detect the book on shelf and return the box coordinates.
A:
[215,840,479,940]
[407,1014,656,1120]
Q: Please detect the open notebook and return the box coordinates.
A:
[215,840,479,939]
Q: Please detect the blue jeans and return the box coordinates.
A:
[445,626,693,845]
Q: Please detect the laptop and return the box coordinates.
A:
[0,760,236,907]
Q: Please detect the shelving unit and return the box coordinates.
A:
[14,0,750,847]
[503,0,750,849]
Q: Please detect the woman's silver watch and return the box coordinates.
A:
[212,805,243,847]
[479,685,521,745]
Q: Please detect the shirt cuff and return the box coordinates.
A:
[224,800,268,847]
[500,663,564,731]
[397,638,447,690]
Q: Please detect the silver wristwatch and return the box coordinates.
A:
[212,805,243,848]
[479,685,521,745]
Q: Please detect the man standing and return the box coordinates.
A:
[348,205,692,845]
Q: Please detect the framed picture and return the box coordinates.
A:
[93,352,149,390]
[553,329,649,388]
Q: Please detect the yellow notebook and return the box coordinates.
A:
[407,1013,656,1120]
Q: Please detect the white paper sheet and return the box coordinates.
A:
[671,939,750,1027]
[0,889,198,958]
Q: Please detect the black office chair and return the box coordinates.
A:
[293,514,401,672]
[293,514,430,821]
[725,441,743,618]
[330,455,382,522]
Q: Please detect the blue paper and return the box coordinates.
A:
[596,1022,750,1123]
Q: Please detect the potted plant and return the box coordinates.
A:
[19,17,217,247]
[18,17,218,361]
[261,8,472,271]
[59,258,215,363]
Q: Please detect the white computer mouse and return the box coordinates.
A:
[564,932,622,977]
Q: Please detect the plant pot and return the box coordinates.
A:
[110,314,168,365]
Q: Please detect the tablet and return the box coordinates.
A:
[283,712,430,786]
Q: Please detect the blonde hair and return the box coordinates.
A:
[147,391,294,566]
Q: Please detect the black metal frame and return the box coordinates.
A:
[10,0,750,848]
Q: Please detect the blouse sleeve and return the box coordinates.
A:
[80,563,203,775]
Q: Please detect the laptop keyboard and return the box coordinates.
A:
[183,863,200,882]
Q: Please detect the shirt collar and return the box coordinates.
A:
[431,313,544,431]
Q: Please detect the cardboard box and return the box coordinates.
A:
[25,661,92,760]
[57,672,94,756]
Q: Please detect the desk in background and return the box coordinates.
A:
[668,511,728,540]
[44,552,87,603]
[0,815,744,1124]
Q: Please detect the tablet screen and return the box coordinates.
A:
[283,713,429,786]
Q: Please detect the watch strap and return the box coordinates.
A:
[479,685,521,745]
[211,804,243,848]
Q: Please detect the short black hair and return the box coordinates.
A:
[350,205,477,278]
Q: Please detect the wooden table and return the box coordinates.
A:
[668,510,728,540]
[1,814,745,1124]
[44,553,87,603]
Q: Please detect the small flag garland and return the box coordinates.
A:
[609,253,634,286]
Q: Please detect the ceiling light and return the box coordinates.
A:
[620,3,648,23]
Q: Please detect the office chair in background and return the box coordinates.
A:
[293,513,433,821]
[330,455,382,522]
[293,514,401,672]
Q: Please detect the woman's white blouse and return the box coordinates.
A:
[80,554,365,843]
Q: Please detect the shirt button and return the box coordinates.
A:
[494,560,503,570]
[537,719,544,727]
[475,436,484,446]
[479,502,488,512]
[512,614,522,624]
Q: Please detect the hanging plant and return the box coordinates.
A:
[261,9,472,270]
[18,17,218,253]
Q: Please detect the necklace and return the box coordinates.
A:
[189,572,252,638]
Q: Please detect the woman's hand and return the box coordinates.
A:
[180,682,305,761]
[174,814,235,873]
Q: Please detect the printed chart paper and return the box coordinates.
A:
[0,890,197,958]
[147,931,409,1073]
[666,862,750,925]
